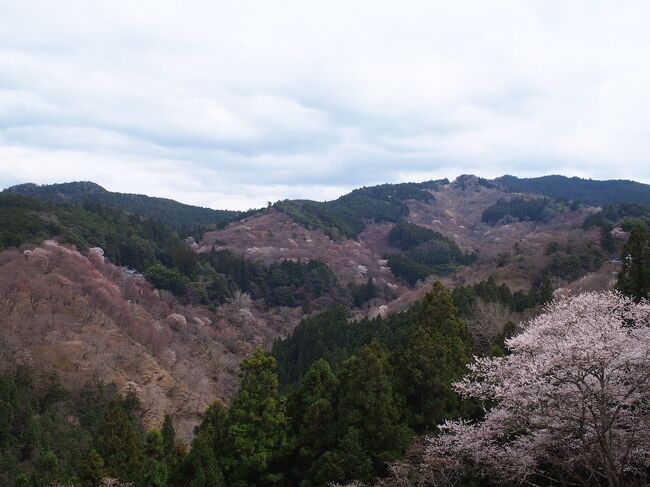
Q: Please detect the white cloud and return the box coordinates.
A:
[1,0,650,209]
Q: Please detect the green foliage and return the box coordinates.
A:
[451,276,553,315]
[224,350,290,486]
[145,263,190,295]
[95,401,144,483]
[616,224,650,301]
[274,181,443,238]
[4,181,239,236]
[287,359,338,483]
[203,249,342,307]
[394,283,473,431]
[161,415,176,457]
[495,174,650,206]
[385,221,476,285]
[481,197,551,224]
[78,449,105,487]
[335,343,411,476]
[546,250,605,282]
[0,369,157,487]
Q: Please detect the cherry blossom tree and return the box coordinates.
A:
[428,292,650,487]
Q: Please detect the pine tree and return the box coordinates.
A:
[0,372,17,446]
[394,282,473,431]
[161,415,176,456]
[78,449,105,487]
[336,342,410,477]
[225,349,290,486]
[617,223,650,301]
[143,430,168,487]
[289,359,338,484]
[172,433,224,487]
[95,401,143,483]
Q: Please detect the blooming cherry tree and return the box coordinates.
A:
[428,292,650,486]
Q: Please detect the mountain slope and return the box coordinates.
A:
[0,240,300,439]
[3,181,239,234]
[494,174,650,206]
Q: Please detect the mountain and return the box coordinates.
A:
[1,173,649,486]
[494,174,650,206]
[3,181,239,235]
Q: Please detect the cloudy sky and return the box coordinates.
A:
[1,1,650,210]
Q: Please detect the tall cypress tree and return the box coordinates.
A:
[95,401,143,484]
[394,282,473,431]
[225,349,290,487]
[617,223,650,301]
[289,358,339,484]
[336,342,410,479]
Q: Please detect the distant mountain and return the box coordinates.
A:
[274,179,447,239]
[494,175,650,206]
[2,181,239,234]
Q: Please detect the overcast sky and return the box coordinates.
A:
[1,1,650,210]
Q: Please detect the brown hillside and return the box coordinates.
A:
[0,240,299,440]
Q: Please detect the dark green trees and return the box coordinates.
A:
[224,350,290,486]
[617,223,650,301]
[95,401,144,483]
[394,282,473,431]
[288,359,338,484]
[335,343,411,478]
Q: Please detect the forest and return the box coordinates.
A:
[385,221,476,284]
[481,197,551,224]
[2,178,650,486]
[3,182,239,236]
[3,221,648,486]
[273,181,443,239]
[0,194,346,311]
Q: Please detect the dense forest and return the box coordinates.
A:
[3,182,239,236]
[3,175,650,486]
[0,194,345,310]
[273,181,444,239]
[494,174,650,206]
[481,197,551,224]
[0,283,478,487]
[385,221,476,284]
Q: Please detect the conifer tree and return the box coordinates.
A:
[95,401,143,483]
[143,430,168,487]
[289,358,339,483]
[78,449,104,487]
[394,282,473,431]
[336,342,410,477]
[161,415,176,456]
[617,223,650,301]
[225,349,290,486]
[172,433,224,487]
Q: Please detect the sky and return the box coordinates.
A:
[1,1,650,210]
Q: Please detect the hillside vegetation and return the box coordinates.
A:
[3,182,238,235]
[495,174,650,205]
[3,174,650,486]
[274,180,443,239]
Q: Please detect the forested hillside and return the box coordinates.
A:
[494,174,650,205]
[2,174,650,486]
[3,182,239,235]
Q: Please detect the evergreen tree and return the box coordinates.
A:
[394,282,473,431]
[0,372,17,447]
[161,415,176,456]
[143,430,168,487]
[289,359,339,484]
[170,430,224,487]
[617,223,650,301]
[95,401,143,484]
[336,342,410,477]
[77,449,104,487]
[224,349,290,486]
